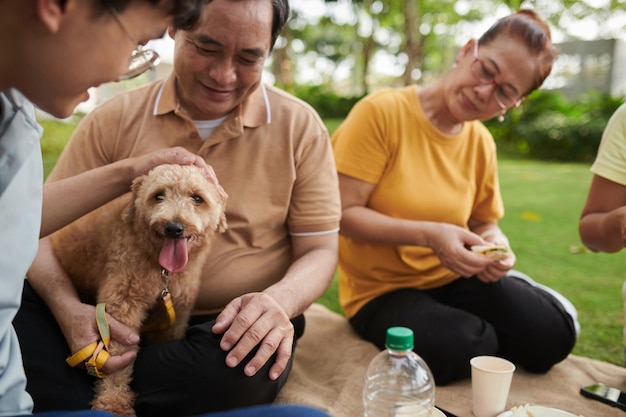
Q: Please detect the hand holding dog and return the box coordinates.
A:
[62,301,140,375]
[213,292,295,381]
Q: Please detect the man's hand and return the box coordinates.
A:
[212,292,294,381]
[63,302,140,375]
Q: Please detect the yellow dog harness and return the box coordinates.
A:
[65,270,176,378]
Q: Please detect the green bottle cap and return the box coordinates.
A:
[385,326,414,350]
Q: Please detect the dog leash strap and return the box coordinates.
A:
[162,291,176,327]
[85,341,109,378]
[160,270,176,328]
[66,341,99,367]
[95,303,111,348]
[84,303,111,378]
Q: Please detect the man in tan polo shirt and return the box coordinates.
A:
[14,1,340,416]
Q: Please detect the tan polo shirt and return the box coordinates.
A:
[48,75,341,314]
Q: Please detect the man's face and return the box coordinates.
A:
[170,0,273,120]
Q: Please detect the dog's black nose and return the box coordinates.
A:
[164,222,185,238]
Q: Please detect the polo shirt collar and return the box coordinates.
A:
[153,74,271,129]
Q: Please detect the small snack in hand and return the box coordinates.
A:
[470,244,510,261]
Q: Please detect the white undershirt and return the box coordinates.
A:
[193,115,228,141]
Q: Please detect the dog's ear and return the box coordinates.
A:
[121,203,134,225]
[121,175,145,224]
[217,192,228,233]
[130,175,145,193]
[217,211,228,233]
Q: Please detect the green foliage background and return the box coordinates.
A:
[484,91,625,162]
[295,87,625,163]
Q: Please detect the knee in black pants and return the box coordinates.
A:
[132,315,304,417]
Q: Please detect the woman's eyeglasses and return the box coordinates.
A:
[108,7,161,81]
[471,42,522,110]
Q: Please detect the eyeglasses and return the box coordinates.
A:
[471,42,521,110]
[108,7,161,81]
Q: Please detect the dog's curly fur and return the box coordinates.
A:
[50,164,227,416]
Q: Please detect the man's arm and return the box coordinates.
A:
[211,232,338,381]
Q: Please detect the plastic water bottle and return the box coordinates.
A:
[363,326,435,417]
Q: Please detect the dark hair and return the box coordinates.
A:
[478,9,557,95]
[168,0,290,49]
[96,0,211,30]
[270,0,290,50]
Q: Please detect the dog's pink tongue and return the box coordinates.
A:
[159,238,189,273]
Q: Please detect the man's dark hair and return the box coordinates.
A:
[270,0,290,50]
[97,0,211,31]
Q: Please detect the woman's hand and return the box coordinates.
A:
[428,224,494,277]
[475,248,516,283]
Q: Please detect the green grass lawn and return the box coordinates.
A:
[41,117,626,366]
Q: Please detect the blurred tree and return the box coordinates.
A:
[270,0,626,95]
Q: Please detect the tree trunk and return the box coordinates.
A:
[401,0,421,86]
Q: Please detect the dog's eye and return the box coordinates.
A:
[154,192,165,202]
[191,194,204,204]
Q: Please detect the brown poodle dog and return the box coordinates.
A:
[50,164,227,416]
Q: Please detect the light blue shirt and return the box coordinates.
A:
[0,89,43,416]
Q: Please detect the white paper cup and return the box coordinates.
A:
[470,355,516,417]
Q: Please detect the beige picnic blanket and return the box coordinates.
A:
[277,303,626,417]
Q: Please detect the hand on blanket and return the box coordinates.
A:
[64,302,140,374]
[213,292,294,380]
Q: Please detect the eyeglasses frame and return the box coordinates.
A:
[471,41,522,110]
[108,6,161,81]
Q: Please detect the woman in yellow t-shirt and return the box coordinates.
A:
[332,10,579,385]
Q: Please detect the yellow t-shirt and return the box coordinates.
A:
[332,86,504,318]
[591,102,626,185]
